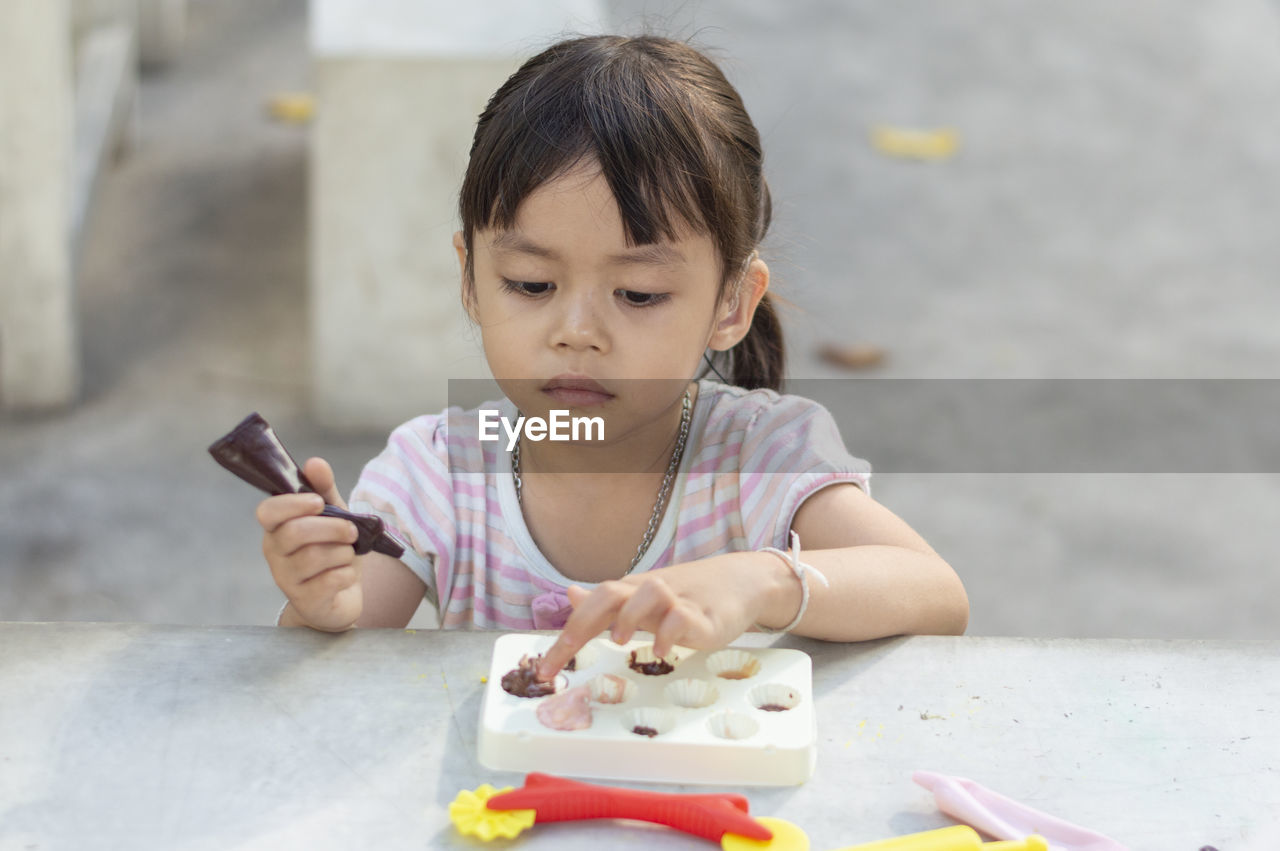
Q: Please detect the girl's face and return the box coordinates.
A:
[455,165,766,443]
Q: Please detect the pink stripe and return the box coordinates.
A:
[444,576,473,599]
[751,424,803,475]
[743,473,792,533]
[389,432,441,480]
[364,471,434,521]
[456,505,487,527]
[692,433,735,454]
[675,497,736,538]
[378,444,455,502]
[690,453,730,475]
[388,430,418,455]
[454,531,499,556]
[390,433,488,500]
[451,542,541,601]
[746,401,807,441]
[364,472,451,561]
[483,525,520,551]
[489,556,530,577]
[447,537,523,580]
[452,478,487,499]
[444,554,549,608]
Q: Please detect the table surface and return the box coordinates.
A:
[1,623,1276,850]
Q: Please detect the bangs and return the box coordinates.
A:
[461,38,727,251]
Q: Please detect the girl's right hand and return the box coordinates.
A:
[256,457,363,631]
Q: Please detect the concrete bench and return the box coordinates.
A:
[0,0,184,412]
[309,0,607,430]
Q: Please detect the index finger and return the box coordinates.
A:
[256,492,325,533]
[536,582,631,681]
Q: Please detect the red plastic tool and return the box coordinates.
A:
[485,772,774,842]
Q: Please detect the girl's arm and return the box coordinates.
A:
[276,552,426,629]
[537,483,967,680]
[265,457,427,631]
[355,554,428,627]
[765,481,968,639]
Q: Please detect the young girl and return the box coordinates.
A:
[257,35,968,681]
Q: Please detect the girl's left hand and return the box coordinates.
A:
[535,552,792,682]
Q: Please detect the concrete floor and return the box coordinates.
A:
[2,0,1278,638]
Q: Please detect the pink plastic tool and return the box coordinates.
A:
[485,772,774,842]
[912,772,1129,851]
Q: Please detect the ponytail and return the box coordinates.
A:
[730,292,785,392]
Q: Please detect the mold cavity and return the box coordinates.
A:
[532,638,600,672]
[707,710,759,740]
[569,640,601,670]
[749,683,802,712]
[622,707,676,738]
[628,645,677,676]
[705,649,761,680]
[588,673,636,705]
[500,655,564,698]
[664,678,719,708]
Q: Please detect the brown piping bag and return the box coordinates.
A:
[209,412,404,559]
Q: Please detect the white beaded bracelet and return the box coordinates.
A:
[754,530,829,634]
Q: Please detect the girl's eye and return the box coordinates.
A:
[501,279,552,297]
[617,289,669,307]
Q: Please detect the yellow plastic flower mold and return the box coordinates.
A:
[448,784,537,841]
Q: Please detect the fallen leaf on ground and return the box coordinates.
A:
[819,343,887,370]
[266,92,314,123]
[871,125,959,160]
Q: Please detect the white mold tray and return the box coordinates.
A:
[477,633,816,786]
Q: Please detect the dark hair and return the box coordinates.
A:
[458,35,784,391]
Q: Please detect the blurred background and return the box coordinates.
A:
[2,0,1277,636]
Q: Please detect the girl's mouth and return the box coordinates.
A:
[542,376,614,407]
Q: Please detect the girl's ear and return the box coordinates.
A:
[452,230,467,270]
[708,255,769,351]
[454,230,479,321]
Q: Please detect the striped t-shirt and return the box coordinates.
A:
[347,379,871,629]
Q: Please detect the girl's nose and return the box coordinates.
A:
[550,292,609,353]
